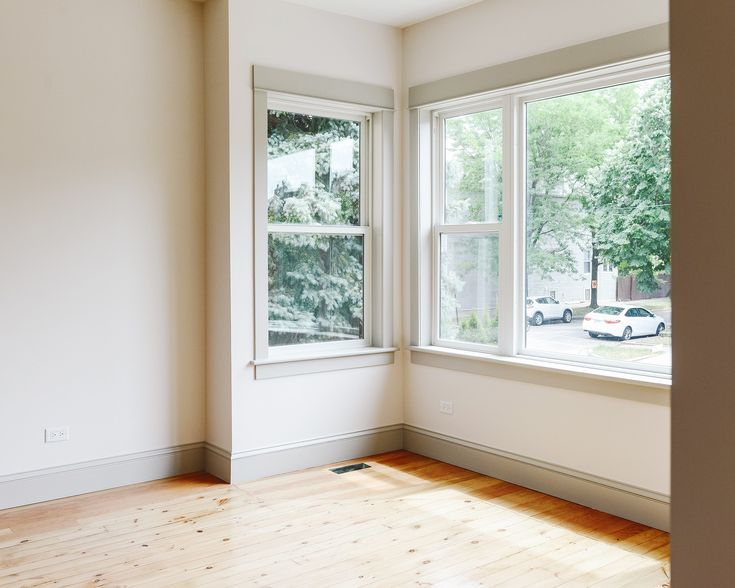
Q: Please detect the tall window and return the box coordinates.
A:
[435,106,503,351]
[419,58,671,375]
[265,105,369,352]
[524,76,671,370]
[252,68,394,376]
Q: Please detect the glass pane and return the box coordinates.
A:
[525,76,671,370]
[267,110,360,225]
[445,109,503,224]
[268,233,364,346]
[440,233,499,345]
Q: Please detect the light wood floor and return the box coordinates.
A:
[0,451,670,587]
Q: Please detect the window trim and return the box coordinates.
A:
[410,54,671,381]
[253,67,395,373]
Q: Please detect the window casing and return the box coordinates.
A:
[414,55,670,377]
[254,86,394,366]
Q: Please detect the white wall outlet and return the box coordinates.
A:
[45,427,70,443]
[440,400,454,415]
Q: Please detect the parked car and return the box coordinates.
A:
[526,296,573,326]
[583,305,666,340]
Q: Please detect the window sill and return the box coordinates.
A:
[251,347,398,380]
[409,345,670,405]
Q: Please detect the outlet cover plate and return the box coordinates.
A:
[45,427,70,443]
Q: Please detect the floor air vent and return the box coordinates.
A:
[329,463,371,474]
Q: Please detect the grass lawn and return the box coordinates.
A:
[591,344,657,362]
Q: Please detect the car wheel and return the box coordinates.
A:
[562,309,572,323]
[656,323,665,336]
[621,326,632,341]
[588,332,599,338]
[532,312,543,326]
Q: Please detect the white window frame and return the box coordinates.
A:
[252,75,396,375]
[414,55,671,379]
[263,97,372,358]
[431,99,509,354]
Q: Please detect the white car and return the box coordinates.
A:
[583,305,666,340]
[526,296,573,326]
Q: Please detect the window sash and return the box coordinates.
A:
[256,91,375,359]
[432,227,502,353]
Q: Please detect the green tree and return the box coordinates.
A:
[526,85,637,283]
[266,111,364,346]
[588,78,671,293]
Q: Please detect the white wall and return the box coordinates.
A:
[403,0,669,86]
[205,0,404,458]
[0,0,206,475]
[402,0,671,495]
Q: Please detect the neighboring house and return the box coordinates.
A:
[527,246,618,304]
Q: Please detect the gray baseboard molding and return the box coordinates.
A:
[0,443,205,511]
[205,425,404,484]
[403,425,670,531]
[2,426,669,533]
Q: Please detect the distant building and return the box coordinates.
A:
[527,246,617,304]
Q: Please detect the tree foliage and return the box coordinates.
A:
[266,111,363,346]
[526,84,637,277]
[588,78,671,292]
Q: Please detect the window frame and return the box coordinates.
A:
[430,98,513,355]
[414,55,671,379]
[264,97,372,357]
[254,88,395,366]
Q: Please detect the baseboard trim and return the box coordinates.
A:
[404,425,669,531]
[0,443,205,510]
[205,425,404,483]
[2,426,669,532]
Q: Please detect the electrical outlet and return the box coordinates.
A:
[45,427,70,443]
[440,400,454,415]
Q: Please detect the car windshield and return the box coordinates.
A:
[594,306,624,315]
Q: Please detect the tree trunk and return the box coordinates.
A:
[590,245,600,309]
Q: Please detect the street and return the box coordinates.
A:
[525,314,671,368]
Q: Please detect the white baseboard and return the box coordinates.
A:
[404,425,669,531]
[205,425,404,483]
[0,443,205,510]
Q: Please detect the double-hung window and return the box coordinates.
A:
[433,103,505,352]
[411,43,671,379]
[265,102,370,352]
[253,67,395,376]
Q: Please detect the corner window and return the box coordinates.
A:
[414,57,671,376]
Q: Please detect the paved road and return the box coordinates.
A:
[526,316,671,367]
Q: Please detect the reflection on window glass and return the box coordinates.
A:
[445,109,503,224]
[268,233,364,346]
[267,110,360,225]
[440,233,499,345]
[525,77,671,369]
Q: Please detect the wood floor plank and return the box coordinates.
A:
[0,451,669,587]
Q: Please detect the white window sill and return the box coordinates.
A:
[409,345,670,405]
[251,347,398,380]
